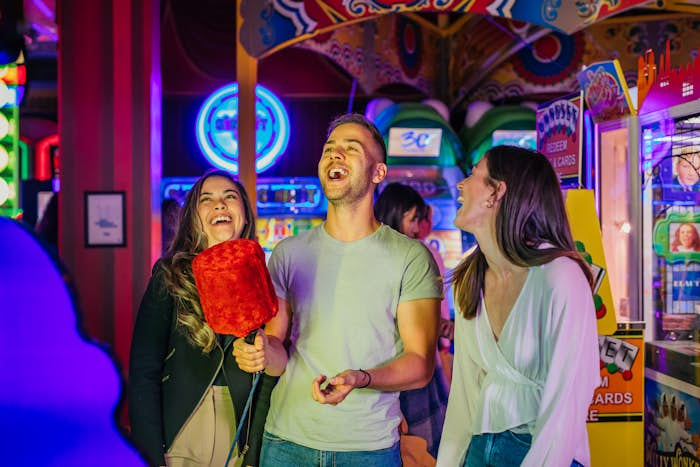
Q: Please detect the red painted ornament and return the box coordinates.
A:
[596,303,607,319]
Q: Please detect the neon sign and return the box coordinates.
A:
[196,83,290,174]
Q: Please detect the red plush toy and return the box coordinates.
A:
[192,239,278,337]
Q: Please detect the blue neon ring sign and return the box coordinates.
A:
[196,83,290,174]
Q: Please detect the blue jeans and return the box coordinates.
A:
[464,432,584,467]
[260,431,402,467]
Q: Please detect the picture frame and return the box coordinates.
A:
[652,212,700,263]
[84,191,126,247]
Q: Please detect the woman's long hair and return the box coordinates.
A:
[374,182,427,232]
[452,146,593,319]
[160,169,256,352]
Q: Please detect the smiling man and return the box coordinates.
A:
[257,113,442,466]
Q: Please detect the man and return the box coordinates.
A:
[253,113,442,466]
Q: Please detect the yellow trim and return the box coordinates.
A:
[651,0,700,14]
[315,0,349,23]
[402,12,473,38]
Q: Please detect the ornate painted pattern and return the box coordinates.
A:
[511,32,585,86]
[296,15,437,94]
[454,18,698,107]
[240,0,648,57]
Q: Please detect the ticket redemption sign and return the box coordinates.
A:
[566,190,643,466]
[537,95,583,190]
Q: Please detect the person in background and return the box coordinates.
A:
[671,222,700,252]
[437,146,600,467]
[128,169,286,467]
[417,203,455,384]
[257,113,442,466]
[374,182,450,458]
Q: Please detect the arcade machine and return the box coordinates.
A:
[459,102,537,168]
[575,59,642,466]
[254,177,326,256]
[160,177,327,259]
[636,44,700,465]
[371,101,466,270]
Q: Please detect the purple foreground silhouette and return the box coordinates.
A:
[0,217,145,466]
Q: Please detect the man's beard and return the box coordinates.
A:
[322,174,373,207]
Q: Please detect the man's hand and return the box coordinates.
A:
[311,369,369,406]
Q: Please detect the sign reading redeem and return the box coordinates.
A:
[388,127,442,157]
[536,95,582,190]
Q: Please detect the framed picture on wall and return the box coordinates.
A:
[84,191,126,247]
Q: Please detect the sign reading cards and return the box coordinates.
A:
[537,95,582,190]
[388,127,442,157]
[196,83,290,174]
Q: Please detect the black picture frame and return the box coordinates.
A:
[84,191,126,247]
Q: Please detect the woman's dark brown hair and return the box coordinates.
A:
[374,182,427,233]
[160,169,256,351]
[452,146,593,319]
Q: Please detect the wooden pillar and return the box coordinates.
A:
[236,0,258,212]
[57,0,161,372]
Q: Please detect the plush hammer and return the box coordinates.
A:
[192,238,278,466]
[192,238,278,340]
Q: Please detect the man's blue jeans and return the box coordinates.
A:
[260,431,402,467]
[464,431,584,466]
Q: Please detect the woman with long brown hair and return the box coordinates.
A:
[128,169,285,467]
[437,146,600,467]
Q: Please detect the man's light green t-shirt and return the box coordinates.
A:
[266,223,442,451]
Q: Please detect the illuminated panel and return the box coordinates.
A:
[195,83,290,174]
[35,134,59,181]
[256,182,322,211]
[388,127,442,157]
[0,62,19,218]
[161,177,327,215]
[0,145,8,171]
[492,130,537,150]
[0,61,26,106]
[17,138,28,181]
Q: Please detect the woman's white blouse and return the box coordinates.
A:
[436,257,600,467]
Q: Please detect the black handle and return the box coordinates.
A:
[244,329,257,345]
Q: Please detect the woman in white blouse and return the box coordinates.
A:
[436,146,600,467]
